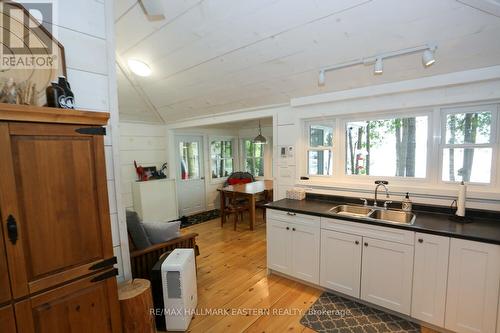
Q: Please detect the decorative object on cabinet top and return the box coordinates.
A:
[0,103,109,125]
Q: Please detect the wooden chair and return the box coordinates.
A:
[128,231,199,280]
[222,191,250,230]
[256,188,273,219]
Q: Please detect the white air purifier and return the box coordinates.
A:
[161,248,197,331]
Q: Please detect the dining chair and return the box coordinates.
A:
[222,191,250,230]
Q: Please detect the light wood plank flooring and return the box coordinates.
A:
[167,216,438,333]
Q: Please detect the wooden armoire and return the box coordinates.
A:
[0,104,121,332]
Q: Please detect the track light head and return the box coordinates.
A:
[318,70,325,86]
[374,58,383,75]
[422,49,436,67]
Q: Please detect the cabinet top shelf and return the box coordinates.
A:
[0,103,109,125]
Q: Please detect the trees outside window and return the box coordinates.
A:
[210,140,234,179]
[307,124,333,176]
[243,139,264,177]
[345,116,428,178]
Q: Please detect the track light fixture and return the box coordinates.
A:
[318,42,437,84]
[374,58,383,75]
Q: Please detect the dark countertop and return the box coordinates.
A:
[266,198,500,245]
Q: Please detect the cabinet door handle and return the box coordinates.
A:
[355,240,359,245]
[418,238,423,243]
[286,212,296,216]
[292,227,296,231]
[364,242,368,247]
[6,215,18,245]
[286,227,290,230]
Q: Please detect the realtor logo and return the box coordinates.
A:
[0,0,58,69]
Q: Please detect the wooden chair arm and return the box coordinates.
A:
[130,232,199,258]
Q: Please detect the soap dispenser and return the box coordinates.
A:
[402,192,412,212]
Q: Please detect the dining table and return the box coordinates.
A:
[218,180,273,230]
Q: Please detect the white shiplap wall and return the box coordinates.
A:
[119,122,168,209]
[55,0,130,281]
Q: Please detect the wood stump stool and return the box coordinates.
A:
[118,279,157,333]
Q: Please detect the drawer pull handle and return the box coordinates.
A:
[286,212,296,216]
[418,238,423,243]
[292,227,296,231]
[355,240,359,245]
[364,242,368,247]
[286,227,290,230]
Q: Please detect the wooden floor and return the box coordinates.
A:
[170,215,438,333]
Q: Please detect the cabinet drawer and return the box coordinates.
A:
[267,209,320,227]
[321,217,414,245]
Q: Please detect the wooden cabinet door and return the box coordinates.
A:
[15,269,121,333]
[445,238,500,333]
[0,213,12,305]
[290,223,320,284]
[320,229,362,298]
[267,219,292,275]
[0,304,16,333]
[0,123,114,297]
[411,233,449,327]
[361,237,414,315]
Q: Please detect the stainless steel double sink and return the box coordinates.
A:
[328,204,416,225]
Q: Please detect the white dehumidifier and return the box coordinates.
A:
[161,248,197,331]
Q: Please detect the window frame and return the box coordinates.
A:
[438,104,499,186]
[209,136,236,182]
[304,120,335,177]
[241,138,266,178]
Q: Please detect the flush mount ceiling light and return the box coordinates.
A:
[128,59,152,77]
[374,57,383,74]
[253,120,267,145]
[318,42,437,85]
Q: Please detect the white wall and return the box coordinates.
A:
[119,122,168,209]
[55,0,130,281]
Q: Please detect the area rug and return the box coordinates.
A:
[180,209,220,228]
[300,293,420,333]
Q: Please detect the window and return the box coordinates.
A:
[441,105,497,183]
[210,139,234,179]
[243,139,265,177]
[345,116,428,178]
[307,123,333,176]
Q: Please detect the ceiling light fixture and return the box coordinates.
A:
[318,42,437,85]
[128,59,152,77]
[422,48,436,67]
[318,70,326,86]
[253,120,267,145]
[374,57,383,74]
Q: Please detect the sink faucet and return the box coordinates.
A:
[374,180,389,207]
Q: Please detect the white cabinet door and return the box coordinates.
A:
[361,237,414,315]
[320,230,362,298]
[291,223,320,284]
[411,233,450,327]
[267,219,292,275]
[445,238,500,333]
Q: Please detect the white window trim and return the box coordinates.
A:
[438,104,499,186]
[304,120,335,178]
[299,102,500,191]
[240,138,267,178]
[209,136,237,183]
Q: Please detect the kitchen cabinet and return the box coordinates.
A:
[267,219,292,275]
[0,218,11,305]
[445,238,500,333]
[360,237,414,315]
[267,210,320,284]
[411,233,449,327]
[320,229,362,297]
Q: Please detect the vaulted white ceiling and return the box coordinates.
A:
[115,0,500,124]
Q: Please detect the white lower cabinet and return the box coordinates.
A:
[267,219,292,275]
[267,212,320,284]
[445,238,500,333]
[320,229,362,298]
[411,233,450,327]
[360,237,414,315]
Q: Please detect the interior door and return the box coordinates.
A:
[176,135,206,216]
[0,123,115,297]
